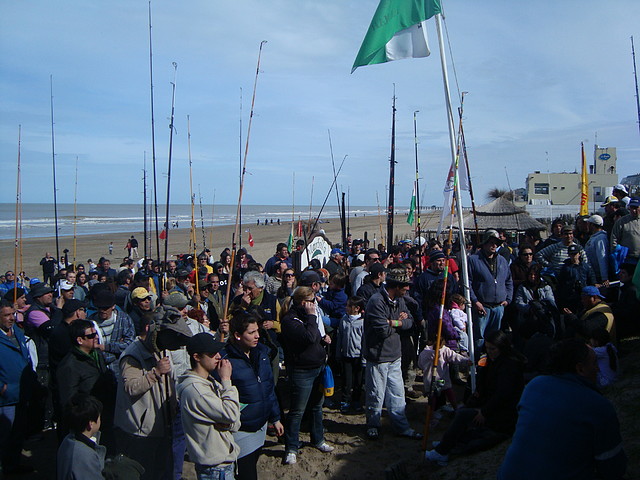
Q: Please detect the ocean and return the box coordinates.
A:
[0,203,384,240]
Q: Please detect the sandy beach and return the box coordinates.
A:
[0,213,428,278]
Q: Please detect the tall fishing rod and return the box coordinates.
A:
[290,172,296,250]
[238,87,243,249]
[148,1,161,262]
[198,186,207,250]
[143,152,148,260]
[413,110,421,242]
[186,115,200,298]
[163,62,178,273]
[310,154,348,234]
[50,76,61,267]
[387,86,397,249]
[73,156,78,267]
[13,125,21,304]
[458,93,480,245]
[632,36,640,136]
[327,130,347,248]
[222,40,267,333]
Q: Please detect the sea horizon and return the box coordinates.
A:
[0,203,414,240]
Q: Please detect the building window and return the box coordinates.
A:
[534,183,549,195]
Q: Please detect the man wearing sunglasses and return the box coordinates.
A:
[57,319,116,452]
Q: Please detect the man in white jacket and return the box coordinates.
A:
[177,332,241,480]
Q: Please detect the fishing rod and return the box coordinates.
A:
[289,172,295,251]
[186,115,200,299]
[50,75,61,268]
[458,93,480,245]
[238,87,243,249]
[222,40,267,336]
[413,110,423,272]
[148,1,161,263]
[327,130,347,248]
[163,62,178,274]
[73,156,78,267]
[198,185,207,251]
[310,154,348,234]
[13,125,21,304]
[632,36,640,136]
[143,152,148,260]
[387,86,397,249]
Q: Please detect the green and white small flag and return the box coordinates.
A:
[407,183,416,225]
[352,0,442,73]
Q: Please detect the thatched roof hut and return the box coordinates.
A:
[463,195,545,231]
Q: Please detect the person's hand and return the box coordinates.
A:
[192,293,201,303]
[263,320,274,330]
[241,291,252,306]
[217,358,232,381]
[303,300,316,315]
[161,290,169,300]
[323,334,332,345]
[398,311,408,321]
[186,284,195,296]
[155,356,172,375]
[500,301,508,307]
[475,302,486,316]
[0,383,7,397]
[562,307,573,315]
[55,296,64,309]
[95,343,106,352]
[602,280,610,287]
[273,420,284,436]
[472,410,485,426]
[219,319,230,334]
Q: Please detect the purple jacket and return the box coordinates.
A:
[426,306,459,350]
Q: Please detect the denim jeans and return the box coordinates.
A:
[284,366,324,453]
[473,305,504,358]
[364,358,412,434]
[195,462,235,480]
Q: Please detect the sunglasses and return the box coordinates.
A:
[82,332,98,339]
[520,252,534,256]
[98,306,114,310]
[284,273,294,277]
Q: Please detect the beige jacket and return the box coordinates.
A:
[176,372,241,467]
[114,339,176,438]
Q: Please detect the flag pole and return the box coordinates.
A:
[434,12,476,390]
[386,86,397,250]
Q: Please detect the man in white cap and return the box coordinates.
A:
[584,215,610,284]
[611,197,640,265]
[612,184,630,207]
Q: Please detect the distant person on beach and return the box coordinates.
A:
[40,253,57,286]
[125,239,132,257]
[108,242,113,255]
[130,236,139,258]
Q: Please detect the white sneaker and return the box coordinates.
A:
[315,442,334,453]
[284,452,297,465]
[424,449,448,466]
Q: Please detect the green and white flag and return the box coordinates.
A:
[352,0,442,73]
[407,183,416,225]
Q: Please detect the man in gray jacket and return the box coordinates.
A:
[363,265,422,440]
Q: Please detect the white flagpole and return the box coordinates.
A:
[434,13,476,390]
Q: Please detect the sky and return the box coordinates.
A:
[1,0,640,210]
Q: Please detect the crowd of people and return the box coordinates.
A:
[0,194,638,479]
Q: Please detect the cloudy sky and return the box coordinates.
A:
[1,0,639,209]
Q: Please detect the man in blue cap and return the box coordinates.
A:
[563,286,615,342]
[325,247,346,276]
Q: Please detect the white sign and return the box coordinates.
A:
[299,235,331,271]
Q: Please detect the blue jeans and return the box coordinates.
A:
[364,358,412,434]
[473,305,504,358]
[285,366,324,453]
[195,462,235,480]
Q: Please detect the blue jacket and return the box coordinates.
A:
[0,325,31,407]
[221,342,280,432]
[499,374,627,480]
[319,288,347,325]
[467,251,513,305]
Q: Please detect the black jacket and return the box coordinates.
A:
[281,305,325,369]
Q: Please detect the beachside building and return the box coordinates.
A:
[525,146,618,209]
[621,173,640,197]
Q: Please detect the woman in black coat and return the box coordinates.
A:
[425,330,525,466]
